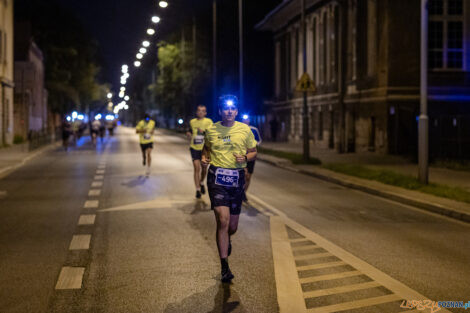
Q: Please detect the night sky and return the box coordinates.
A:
[55,0,282,111]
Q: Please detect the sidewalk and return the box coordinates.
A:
[259,142,470,223]
[0,141,60,179]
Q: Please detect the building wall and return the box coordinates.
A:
[0,0,14,146]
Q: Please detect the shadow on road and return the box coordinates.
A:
[121,176,148,188]
[164,282,245,313]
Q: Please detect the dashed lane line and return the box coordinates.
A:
[94,175,104,180]
[96,170,105,175]
[55,267,85,290]
[78,214,96,226]
[69,235,91,250]
[88,189,101,197]
[84,200,99,209]
[91,181,103,188]
[249,193,452,313]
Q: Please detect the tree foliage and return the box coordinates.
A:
[153,41,210,119]
[15,0,108,114]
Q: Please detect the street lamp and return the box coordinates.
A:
[134,61,141,67]
[147,28,156,35]
[142,41,150,48]
[152,16,161,23]
[159,1,168,8]
[136,53,143,60]
[107,93,113,99]
[419,0,429,184]
[139,48,147,54]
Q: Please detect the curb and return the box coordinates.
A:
[257,155,470,224]
[0,142,61,179]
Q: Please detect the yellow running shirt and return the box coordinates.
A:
[204,121,257,169]
[189,117,213,150]
[136,119,156,144]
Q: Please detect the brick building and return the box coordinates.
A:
[257,0,470,158]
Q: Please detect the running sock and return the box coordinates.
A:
[220,258,229,271]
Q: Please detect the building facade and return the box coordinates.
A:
[0,0,14,146]
[257,0,470,158]
[14,22,48,141]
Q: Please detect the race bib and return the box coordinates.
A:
[143,134,151,140]
[215,168,239,188]
[193,135,204,145]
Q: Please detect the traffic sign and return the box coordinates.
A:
[295,72,316,92]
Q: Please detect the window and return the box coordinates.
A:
[322,11,328,84]
[429,0,464,70]
[312,18,317,80]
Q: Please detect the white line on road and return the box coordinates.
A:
[307,294,402,313]
[303,281,382,299]
[78,214,96,225]
[55,267,85,290]
[88,189,101,197]
[299,271,363,284]
[94,175,104,180]
[84,200,99,209]
[96,170,105,175]
[97,165,106,169]
[69,235,91,250]
[91,181,103,188]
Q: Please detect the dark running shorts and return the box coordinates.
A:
[246,160,256,174]
[207,165,245,215]
[140,143,153,152]
[190,148,203,161]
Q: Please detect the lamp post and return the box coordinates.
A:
[239,0,244,110]
[419,0,429,184]
[213,0,218,118]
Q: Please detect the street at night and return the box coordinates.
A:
[1,0,470,312]
[0,129,469,312]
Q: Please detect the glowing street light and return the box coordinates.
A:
[124,96,130,101]
[120,87,126,92]
[134,60,141,67]
[159,1,168,8]
[121,64,128,73]
[142,41,150,48]
[119,92,125,98]
[139,48,147,54]
[147,28,155,35]
[107,93,113,99]
[136,53,143,60]
[152,16,161,23]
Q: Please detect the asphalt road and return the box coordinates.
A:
[0,128,468,313]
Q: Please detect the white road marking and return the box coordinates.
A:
[91,181,103,188]
[55,267,85,290]
[299,271,363,284]
[250,193,452,313]
[97,165,106,169]
[290,238,310,243]
[96,170,105,175]
[303,281,382,299]
[78,214,96,225]
[308,294,402,313]
[270,216,307,313]
[94,175,104,180]
[88,189,101,197]
[69,235,91,250]
[84,200,99,209]
[99,198,195,213]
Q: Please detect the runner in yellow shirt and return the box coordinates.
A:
[202,95,257,283]
[136,114,156,176]
[186,105,213,199]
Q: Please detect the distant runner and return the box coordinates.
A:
[136,114,156,176]
[186,105,213,199]
[241,115,262,202]
[202,95,257,283]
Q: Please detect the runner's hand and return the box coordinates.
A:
[233,153,246,164]
[201,155,211,166]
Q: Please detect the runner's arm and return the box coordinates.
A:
[201,143,211,165]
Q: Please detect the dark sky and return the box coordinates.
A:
[56,0,282,111]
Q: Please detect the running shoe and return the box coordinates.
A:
[200,184,206,195]
[196,191,202,199]
[221,267,234,283]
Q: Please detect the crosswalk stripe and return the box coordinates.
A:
[69,235,91,250]
[55,267,85,290]
[307,294,402,313]
[303,281,382,298]
[299,270,363,284]
[297,261,347,271]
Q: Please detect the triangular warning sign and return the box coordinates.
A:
[295,73,316,92]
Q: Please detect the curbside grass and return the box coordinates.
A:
[258,147,322,165]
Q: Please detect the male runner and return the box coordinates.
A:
[136,114,156,175]
[241,115,262,202]
[202,95,257,283]
[186,105,213,199]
